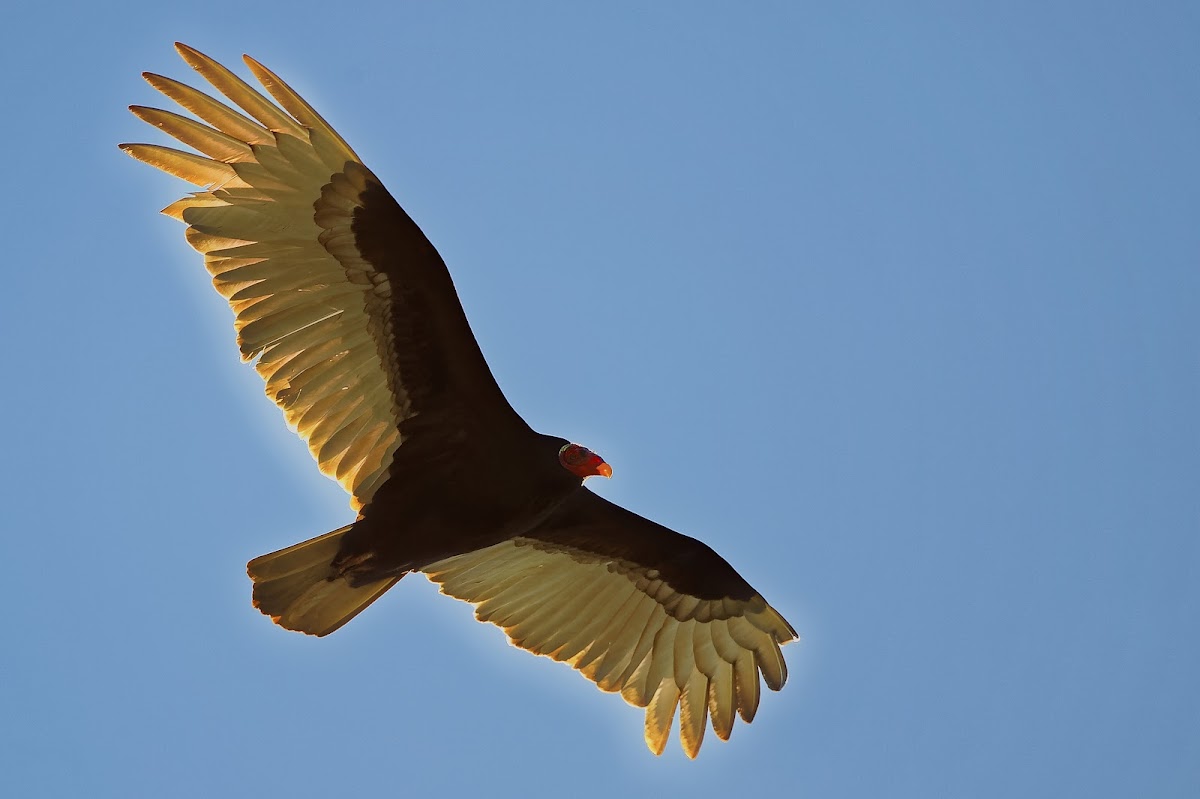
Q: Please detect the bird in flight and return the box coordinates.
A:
[121,43,796,758]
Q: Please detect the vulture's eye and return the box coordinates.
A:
[559,444,586,465]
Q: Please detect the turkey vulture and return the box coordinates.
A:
[121,43,796,758]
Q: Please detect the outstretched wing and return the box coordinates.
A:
[121,44,525,510]
[422,489,796,758]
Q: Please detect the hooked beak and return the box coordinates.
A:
[560,443,613,480]
[574,452,612,480]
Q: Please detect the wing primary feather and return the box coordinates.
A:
[707,660,736,741]
[174,43,305,137]
[757,640,788,692]
[693,625,723,678]
[119,143,234,187]
[644,679,680,756]
[678,670,709,758]
[734,650,761,723]
[142,72,272,144]
[641,621,679,709]
[746,601,800,642]
[710,618,745,664]
[129,106,254,162]
[242,55,359,163]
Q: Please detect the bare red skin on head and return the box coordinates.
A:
[559,444,612,479]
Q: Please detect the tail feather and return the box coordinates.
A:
[247,524,399,637]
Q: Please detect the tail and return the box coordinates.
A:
[247,525,400,637]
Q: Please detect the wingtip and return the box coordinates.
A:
[174,42,209,70]
[780,620,800,645]
[241,54,270,83]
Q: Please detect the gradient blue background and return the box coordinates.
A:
[3,2,1197,796]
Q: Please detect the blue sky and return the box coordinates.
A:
[3,2,1197,796]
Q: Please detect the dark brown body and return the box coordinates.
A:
[336,430,583,583]
[123,43,795,758]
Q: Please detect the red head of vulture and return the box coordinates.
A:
[121,43,797,759]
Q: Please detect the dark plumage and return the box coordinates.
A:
[122,43,796,757]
